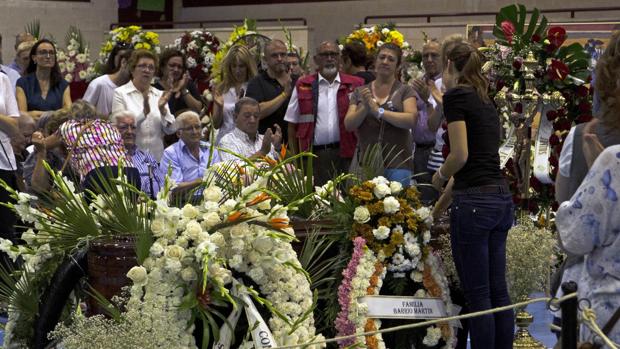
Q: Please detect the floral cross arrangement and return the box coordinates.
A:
[335,176,454,348]
[478,4,592,215]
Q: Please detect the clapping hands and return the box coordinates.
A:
[261,124,283,155]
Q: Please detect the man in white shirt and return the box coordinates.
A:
[284,41,363,186]
[0,72,24,242]
[219,97,282,162]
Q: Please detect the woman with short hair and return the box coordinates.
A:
[112,49,174,161]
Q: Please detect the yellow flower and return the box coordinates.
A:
[103,41,113,53]
[117,31,129,42]
[135,42,144,50]
[129,25,141,32]
[142,42,151,50]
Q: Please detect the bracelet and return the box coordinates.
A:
[437,167,449,181]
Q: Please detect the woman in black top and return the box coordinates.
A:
[153,48,202,115]
[431,42,514,349]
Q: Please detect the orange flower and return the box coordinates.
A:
[279,144,287,159]
[422,263,443,297]
[261,156,277,166]
[269,217,290,229]
[364,319,378,348]
[246,192,270,206]
[235,163,246,175]
[227,211,245,222]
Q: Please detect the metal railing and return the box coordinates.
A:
[110,17,307,30]
[364,6,620,24]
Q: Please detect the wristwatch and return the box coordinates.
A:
[376,107,385,120]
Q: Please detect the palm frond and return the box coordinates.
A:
[0,262,39,318]
[24,19,41,40]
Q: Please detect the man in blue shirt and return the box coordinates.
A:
[111,110,162,199]
[159,111,220,197]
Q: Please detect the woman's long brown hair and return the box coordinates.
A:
[446,42,490,103]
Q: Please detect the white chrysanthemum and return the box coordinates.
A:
[411,271,423,282]
[181,267,197,282]
[389,181,403,194]
[422,326,442,346]
[383,196,400,214]
[186,56,197,68]
[252,236,273,254]
[392,253,405,265]
[406,242,421,256]
[372,226,390,240]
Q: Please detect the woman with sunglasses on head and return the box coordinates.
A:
[15,39,71,121]
[112,49,174,161]
[431,41,514,349]
[212,45,258,145]
[83,44,133,116]
[153,48,202,116]
[344,43,418,187]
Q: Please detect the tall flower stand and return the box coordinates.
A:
[513,308,546,348]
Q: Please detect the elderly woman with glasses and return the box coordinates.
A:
[112,49,175,161]
[15,39,72,121]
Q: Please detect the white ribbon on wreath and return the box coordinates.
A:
[533,103,555,184]
[212,279,278,349]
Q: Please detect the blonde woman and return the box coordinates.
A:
[212,45,258,145]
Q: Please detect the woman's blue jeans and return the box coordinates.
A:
[450,192,515,349]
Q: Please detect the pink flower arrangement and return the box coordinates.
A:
[335,236,366,347]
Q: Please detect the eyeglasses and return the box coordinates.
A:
[136,64,156,72]
[37,50,56,58]
[180,125,202,132]
[117,124,137,131]
[318,52,339,58]
[167,63,184,69]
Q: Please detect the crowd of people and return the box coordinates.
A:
[0,26,619,348]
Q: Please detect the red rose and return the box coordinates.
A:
[557,108,567,116]
[501,20,516,43]
[514,103,523,113]
[513,58,522,70]
[496,79,506,91]
[547,59,570,81]
[513,195,522,205]
[578,101,592,113]
[546,110,558,121]
[532,34,541,43]
[530,176,542,192]
[576,85,589,97]
[549,134,560,146]
[441,144,450,159]
[549,155,558,167]
[551,201,559,211]
[577,114,593,123]
[553,118,572,131]
[547,27,567,48]
[528,200,539,213]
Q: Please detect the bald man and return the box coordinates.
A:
[284,40,364,186]
[245,39,292,142]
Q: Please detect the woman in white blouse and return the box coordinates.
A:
[112,49,174,161]
[212,45,258,145]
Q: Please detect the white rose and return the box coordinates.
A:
[371,176,389,186]
[422,326,442,346]
[406,243,421,256]
[165,258,183,273]
[203,186,223,202]
[383,196,400,214]
[176,236,189,249]
[184,220,202,240]
[373,183,391,199]
[381,28,390,35]
[209,232,225,247]
[151,218,165,237]
[414,289,427,298]
[202,212,221,228]
[127,266,148,286]
[353,206,371,223]
[415,207,431,220]
[149,242,164,256]
[389,181,403,194]
[181,204,199,219]
[252,236,273,254]
[164,245,185,260]
[229,223,248,239]
[181,267,197,282]
[411,271,423,282]
[372,226,390,240]
[219,199,237,214]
